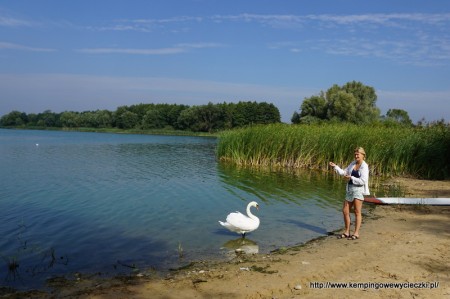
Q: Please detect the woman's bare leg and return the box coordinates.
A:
[352,199,363,237]
[342,200,352,236]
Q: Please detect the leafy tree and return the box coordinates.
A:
[94,110,113,128]
[27,113,39,126]
[291,111,301,124]
[230,101,280,127]
[165,104,189,129]
[116,110,139,129]
[127,103,153,119]
[297,115,322,124]
[231,102,248,127]
[296,81,380,124]
[341,81,379,123]
[327,90,357,122]
[37,110,59,127]
[255,102,281,124]
[113,106,130,128]
[385,109,413,126]
[178,103,224,132]
[216,102,234,130]
[177,107,200,131]
[0,111,27,126]
[142,109,166,129]
[60,111,81,127]
[299,93,327,119]
[195,103,222,132]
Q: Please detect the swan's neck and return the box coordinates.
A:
[246,205,259,221]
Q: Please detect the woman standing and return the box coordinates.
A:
[329,147,370,240]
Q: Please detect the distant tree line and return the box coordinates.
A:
[0,101,281,132]
[2,81,447,132]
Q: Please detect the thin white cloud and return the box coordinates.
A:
[274,35,450,66]
[216,12,450,27]
[131,16,203,24]
[77,47,185,55]
[77,42,223,55]
[6,11,450,33]
[88,12,450,65]
[94,12,450,31]
[176,42,223,49]
[0,41,55,52]
[305,13,449,26]
[94,24,148,32]
[92,16,203,32]
[336,38,449,66]
[0,16,34,27]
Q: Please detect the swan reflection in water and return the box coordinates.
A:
[221,237,259,255]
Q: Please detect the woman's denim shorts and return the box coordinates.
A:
[345,184,364,202]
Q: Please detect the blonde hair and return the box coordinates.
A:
[354,147,366,158]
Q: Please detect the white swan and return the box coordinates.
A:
[219,201,260,237]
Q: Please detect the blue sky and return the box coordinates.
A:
[1,0,449,123]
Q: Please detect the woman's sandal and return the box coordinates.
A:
[348,235,359,240]
[337,233,350,239]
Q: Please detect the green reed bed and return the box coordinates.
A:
[217,123,450,179]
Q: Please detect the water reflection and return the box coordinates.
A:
[221,238,259,255]
[217,163,342,207]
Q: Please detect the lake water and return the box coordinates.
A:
[1,129,354,290]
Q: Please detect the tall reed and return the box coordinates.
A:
[217,123,450,179]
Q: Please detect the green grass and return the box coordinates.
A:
[217,123,450,179]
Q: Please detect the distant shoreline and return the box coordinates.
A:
[0,126,219,137]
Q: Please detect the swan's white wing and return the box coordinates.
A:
[226,211,259,231]
[218,219,245,233]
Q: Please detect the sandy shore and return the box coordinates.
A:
[5,178,450,299]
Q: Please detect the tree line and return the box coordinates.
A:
[1,81,447,132]
[0,101,281,133]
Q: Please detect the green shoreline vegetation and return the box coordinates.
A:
[217,123,450,180]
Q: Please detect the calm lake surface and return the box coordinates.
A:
[0,129,363,289]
